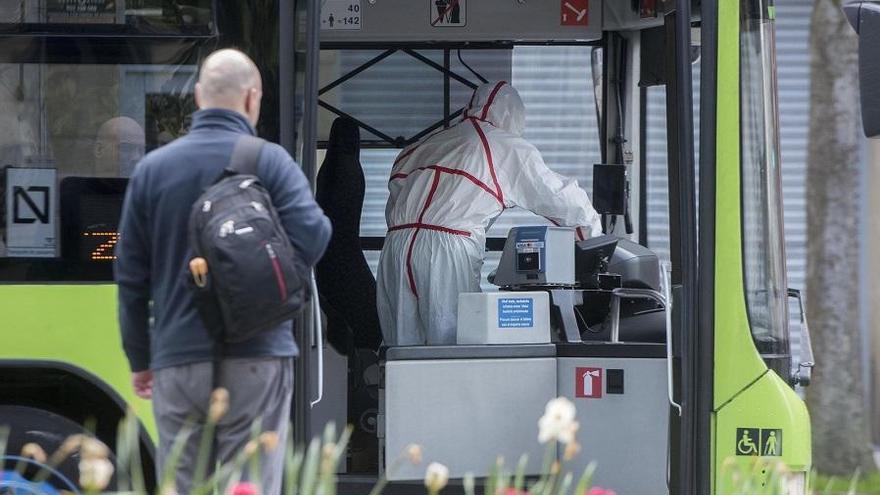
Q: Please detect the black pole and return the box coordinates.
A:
[444,49,451,128]
[639,86,648,246]
[293,0,322,446]
[279,0,295,156]
[671,0,698,493]
[696,0,718,492]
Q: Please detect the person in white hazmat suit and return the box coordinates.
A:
[377,81,603,346]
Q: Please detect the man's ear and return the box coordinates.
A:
[194,82,203,109]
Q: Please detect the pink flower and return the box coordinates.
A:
[230,481,259,495]
[584,488,616,495]
[504,489,528,495]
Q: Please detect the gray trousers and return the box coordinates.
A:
[153,357,294,495]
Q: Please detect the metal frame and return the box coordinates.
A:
[317,47,482,148]
[317,40,601,149]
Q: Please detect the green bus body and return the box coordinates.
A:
[0,285,156,438]
[713,0,811,489]
[0,0,813,493]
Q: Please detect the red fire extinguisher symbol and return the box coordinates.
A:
[576,367,603,398]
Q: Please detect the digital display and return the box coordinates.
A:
[76,193,124,262]
[82,231,120,261]
[60,178,127,278]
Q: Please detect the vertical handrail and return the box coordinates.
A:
[310,271,324,407]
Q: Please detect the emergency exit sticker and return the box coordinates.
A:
[498,298,534,328]
[561,0,589,26]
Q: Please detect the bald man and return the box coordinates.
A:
[116,49,331,494]
[94,116,145,176]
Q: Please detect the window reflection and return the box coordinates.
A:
[0,1,215,35]
[0,62,196,272]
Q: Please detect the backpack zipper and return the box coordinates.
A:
[265,242,287,301]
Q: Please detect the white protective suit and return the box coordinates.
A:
[377,81,603,346]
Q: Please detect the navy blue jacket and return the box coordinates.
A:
[116,109,332,372]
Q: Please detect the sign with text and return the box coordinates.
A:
[5,168,57,258]
[46,0,119,24]
[498,298,534,328]
[321,0,362,30]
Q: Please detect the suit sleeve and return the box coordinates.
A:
[115,165,152,372]
[260,144,332,266]
[502,143,603,239]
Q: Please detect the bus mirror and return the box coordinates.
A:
[844,1,880,138]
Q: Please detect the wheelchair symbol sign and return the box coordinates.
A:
[736,428,783,456]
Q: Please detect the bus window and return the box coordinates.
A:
[741,0,790,366]
[0,1,214,36]
[0,61,197,281]
[335,46,601,288]
[0,0,292,283]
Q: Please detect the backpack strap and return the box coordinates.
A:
[227,134,266,177]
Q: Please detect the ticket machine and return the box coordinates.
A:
[380,226,671,494]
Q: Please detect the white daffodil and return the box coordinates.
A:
[79,457,114,491]
[538,397,580,445]
[424,462,450,494]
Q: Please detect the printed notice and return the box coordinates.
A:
[498,298,534,328]
[5,168,57,258]
[321,0,361,30]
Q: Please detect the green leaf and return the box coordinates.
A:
[513,454,529,493]
[573,462,596,495]
[556,473,573,495]
[463,472,476,495]
[300,436,322,495]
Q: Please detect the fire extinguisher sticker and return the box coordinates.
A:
[575,367,603,398]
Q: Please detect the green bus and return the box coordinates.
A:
[0,0,813,493]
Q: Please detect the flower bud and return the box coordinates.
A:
[259,431,280,453]
[584,488,616,495]
[229,481,259,495]
[209,388,230,423]
[424,462,450,494]
[79,457,114,491]
[21,443,47,464]
[243,440,259,458]
[80,437,110,461]
[563,440,581,461]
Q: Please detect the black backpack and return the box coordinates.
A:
[187,135,309,343]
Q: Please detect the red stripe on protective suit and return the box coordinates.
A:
[389,223,471,236]
[544,216,586,241]
[394,130,447,166]
[480,81,507,120]
[470,119,505,205]
[403,169,444,298]
[390,165,503,206]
